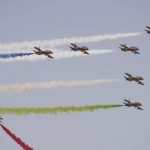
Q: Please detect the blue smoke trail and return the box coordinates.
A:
[0,53,34,58]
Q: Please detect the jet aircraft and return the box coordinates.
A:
[123,99,143,110]
[33,47,54,58]
[145,26,150,34]
[119,44,140,54]
[69,43,89,55]
[124,73,144,85]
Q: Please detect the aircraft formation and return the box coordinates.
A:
[19,27,149,111]
[32,27,149,111]
[0,26,148,124]
[120,27,149,110]
[33,43,141,57]
[33,43,90,58]
[33,26,149,59]
[0,26,148,150]
[33,42,142,57]
[119,27,148,110]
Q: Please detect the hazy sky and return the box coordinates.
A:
[0,0,149,150]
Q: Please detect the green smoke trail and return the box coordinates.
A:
[0,105,124,115]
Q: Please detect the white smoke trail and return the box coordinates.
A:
[0,49,113,62]
[0,32,141,52]
[0,79,119,93]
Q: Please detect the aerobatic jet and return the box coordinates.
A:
[123,99,143,110]
[124,73,144,85]
[145,26,150,34]
[119,44,140,54]
[0,116,3,123]
[69,43,89,55]
[33,47,54,58]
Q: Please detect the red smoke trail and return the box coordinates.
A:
[0,124,33,150]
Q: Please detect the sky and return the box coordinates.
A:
[0,0,150,150]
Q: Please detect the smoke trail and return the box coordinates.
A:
[0,32,141,52]
[0,53,33,58]
[0,79,119,93]
[0,124,33,150]
[0,105,124,115]
[53,49,113,59]
[0,49,113,62]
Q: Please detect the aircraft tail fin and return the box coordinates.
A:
[83,51,90,55]
[69,46,73,49]
[48,55,54,58]
[124,76,126,79]
[33,50,37,53]
[124,76,128,80]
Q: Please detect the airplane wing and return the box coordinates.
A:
[48,55,54,58]
[134,51,140,54]
[138,81,144,85]
[137,106,143,110]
